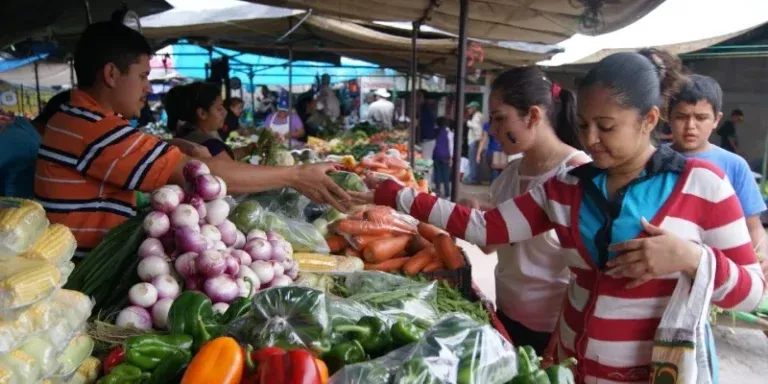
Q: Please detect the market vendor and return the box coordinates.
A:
[263,91,304,140]
[164,82,256,161]
[35,21,351,257]
[352,49,765,382]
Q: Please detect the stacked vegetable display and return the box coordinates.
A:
[115,161,299,330]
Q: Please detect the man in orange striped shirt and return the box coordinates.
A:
[36,22,349,257]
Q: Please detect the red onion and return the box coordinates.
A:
[175,227,207,253]
[185,194,207,219]
[138,238,165,259]
[152,275,181,299]
[286,266,299,280]
[116,306,152,330]
[151,298,174,329]
[269,260,285,277]
[204,275,239,303]
[269,274,294,288]
[246,229,268,241]
[213,240,227,251]
[150,187,182,213]
[217,220,238,246]
[143,211,170,238]
[183,160,210,182]
[159,230,176,254]
[270,239,293,262]
[230,249,252,267]
[250,260,275,286]
[197,250,226,277]
[233,231,246,249]
[200,224,222,243]
[266,231,284,242]
[195,175,222,201]
[129,282,158,308]
[281,257,295,272]
[170,204,200,229]
[205,199,230,226]
[137,255,170,282]
[214,176,228,199]
[225,256,240,277]
[174,252,197,278]
[244,238,272,262]
[165,184,186,203]
[185,278,201,291]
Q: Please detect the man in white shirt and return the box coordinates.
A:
[464,101,484,184]
[315,74,341,121]
[366,89,395,129]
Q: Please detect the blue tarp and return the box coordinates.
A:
[172,44,381,89]
[0,54,48,73]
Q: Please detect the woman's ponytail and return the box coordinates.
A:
[163,84,186,137]
[553,88,581,149]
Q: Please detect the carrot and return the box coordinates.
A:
[364,257,410,272]
[434,234,465,269]
[326,235,349,253]
[407,234,432,254]
[343,248,361,258]
[417,222,447,242]
[350,233,392,250]
[364,210,416,234]
[384,156,409,170]
[363,236,412,263]
[334,219,402,236]
[403,247,436,275]
[422,259,445,272]
[361,157,388,169]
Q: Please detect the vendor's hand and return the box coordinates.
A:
[290,163,352,212]
[348,190,375,206]
[606,218,702,288]
[475,153,482,163]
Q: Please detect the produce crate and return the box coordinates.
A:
[418,249,473,299]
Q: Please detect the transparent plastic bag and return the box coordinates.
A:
[0,198,49,260]
[327,171,368,192]
[0,349,39,384]
[337,271,439,326]
[0,258,70,310]
[19,224,77,266]
[49,333,94,379]
[227,286,329,353]
[328,345,415,384]
[331,205,418,254]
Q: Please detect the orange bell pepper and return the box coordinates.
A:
[181,337,243,384]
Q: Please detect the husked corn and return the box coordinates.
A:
[0,261,60,307]
[73,357,101,384]
[21,224,76,264]
[294,252,340,271]
[0,198,48,258]
[0,199,43,229]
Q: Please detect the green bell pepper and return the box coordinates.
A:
[168,291,223,351]
[322,339,367,373]
[333,316,392,357]
[398,358,439,384]
[510,346,551,384]
[145,351,192,384]
[521,346,540,370]
[390,320,424,348]
[544,358,576,384]
[124,334,193,371]
[96,363,150,384]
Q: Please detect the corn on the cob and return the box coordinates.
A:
[294,252,341,272]
[68,357,101,384]
[0,260,60,307]
[21,224,76,265]
[0,198,48,258]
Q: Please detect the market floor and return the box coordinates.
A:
[456,183,768,383]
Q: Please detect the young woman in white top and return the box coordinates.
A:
[461,67,590,354]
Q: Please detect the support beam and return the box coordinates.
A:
[409,22,420,168]
[450,0,469,202]
[288,47,294,150]
[34,61,42,115]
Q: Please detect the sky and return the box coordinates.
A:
[164,0,768,66]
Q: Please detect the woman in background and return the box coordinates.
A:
[263,92,304,140]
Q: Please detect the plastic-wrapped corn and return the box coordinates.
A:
[0,349,40,384]
[0,258,61,308]
[0,198,48,259]
[50,334,94,379]
[16,336,58,378]
[42,357,100,384]
[20,224,76,265]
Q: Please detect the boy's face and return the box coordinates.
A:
[106,54,151,119]
[669,100,722,153]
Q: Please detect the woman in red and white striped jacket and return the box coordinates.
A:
[353,49,765,383]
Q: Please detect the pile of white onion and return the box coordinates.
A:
[116,160,299,330]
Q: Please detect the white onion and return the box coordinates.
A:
[174,252,197,278]
[286,266,299,280]
[230,249,252,266]
[143,211,170,238]
[281,257,295,272]
[266,231,284,242]
[270,239,293,262]
[165,184,186,203]
[170,204,200,229]
[151,187,182,213]
[152,275,181,299]
[233,231,246,249]
[200,224,222,243]
[214,240,227,251]
[214,176,228,199]
[205,199,230,226]
[212,302,230,315]
[183,160,211,182]
[246,229,268,241]
[236,267,260,291]
[175,227,207,253]
[269,260,285,277]
[217,220,238,246]
[116,306,152,330]
[244,238,272,262]
[138,238,165,259]
[204,275,239,303]
[269,274,294,288]
[250,260,275,286]
[186,194,207,219]
[225,256,240,276]
[151,298,174,329]
[129,282,158,308]
[137,256,170,282]
[196,175,222,201]
[197,250,226,277]
[236,276,258,298]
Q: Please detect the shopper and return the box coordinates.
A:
[458,67,588,354]
[418,90,438,160]
[367,88,394,129]
[463,101,483,184]
[717,108,744,154]
[263,91,304,140]
[35,22,350,257]
[432,116,454,198]
[220,96,244,140]
[352,49,764,382]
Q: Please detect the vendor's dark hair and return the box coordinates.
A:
[225,97,243,109]
[491,66,580,149]
[669,74,722,115]
[579,48,687,119]
[74,22,153,88]
[164,82,221,137]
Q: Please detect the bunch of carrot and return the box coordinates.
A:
[347,152,428,193]
[325,206,465,274]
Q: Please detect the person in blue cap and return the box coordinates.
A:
[264,89,304,139]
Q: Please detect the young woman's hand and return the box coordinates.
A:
[348,190,375,205]
[289,163,352,212]
[605,217,703,288]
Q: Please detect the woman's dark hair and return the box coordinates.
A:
[225,97,243,109]
[579,48,687,119]
[163,82,221,137]
[491,66,580,149]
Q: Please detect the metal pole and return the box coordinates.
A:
[409,22,420,168]
[70,59,76,87]
[288,47,293,150]
[34,61,42,115]
[249,68,256,126]
[20,85,25,115]
[450,0,469,202]
[83,0,93,25]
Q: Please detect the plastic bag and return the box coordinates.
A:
[336,271,439,326]
[50,333,95,379]
[0,258,72,310]
[227,286,329,353]
[330,314,517,384]
[19,224,77,266]
[0,198,49,260]
[331,205,418,253]
[327,171,368,192]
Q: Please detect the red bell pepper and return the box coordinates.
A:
[103,346,125,375]
[258,349,324,384]
[241,346,285,384]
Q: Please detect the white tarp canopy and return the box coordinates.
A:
[0,60,183,88]
[541,0,768,66]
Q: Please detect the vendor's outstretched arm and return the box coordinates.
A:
[373,179,555,246]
